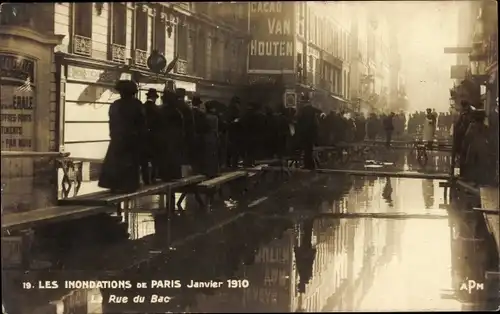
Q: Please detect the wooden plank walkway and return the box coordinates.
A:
[315,144,452,152]
[250,211,449,220]
[1,151,70,158]
[58,175,205,206]
[261,166,451,180]
[197,171,247,191]
[2,205,110,231]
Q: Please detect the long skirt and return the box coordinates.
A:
[98,140,141,192]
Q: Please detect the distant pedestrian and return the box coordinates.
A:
[423,108,437,149]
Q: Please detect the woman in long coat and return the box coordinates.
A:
[98,80,146,193]
[423,108,437,148]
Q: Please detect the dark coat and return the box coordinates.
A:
[98,97,146,192]
[383,115,394,131]
[143,99,161,156]
[296,105,319,144]
[157,102,185,181]
[203,113,220,177]
[177,101,195,163]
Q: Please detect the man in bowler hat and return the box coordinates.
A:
[141,88,161,184]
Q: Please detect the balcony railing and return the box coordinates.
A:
[176,59,188,75]
[111,43,126,63]
[73,35,92,57]
[134,49,148,67]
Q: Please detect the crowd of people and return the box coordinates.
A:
[97,80,496,193]
[407,110,454,137]
[98,80,295,193]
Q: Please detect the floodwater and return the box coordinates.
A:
[2,151,499,313]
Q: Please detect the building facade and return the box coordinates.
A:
[348,4,400,113]
[246,1,352,111]
[47,2,248,160]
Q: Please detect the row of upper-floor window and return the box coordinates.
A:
[73,3,189,59]
[296,4,350,62]
[71,3,241,72]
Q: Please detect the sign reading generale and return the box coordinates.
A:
[248,2,295,73]
[0,54,36,150]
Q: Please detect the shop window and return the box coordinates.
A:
[74,3,92,38]
[135,5,148,51]
[112,3,127,46]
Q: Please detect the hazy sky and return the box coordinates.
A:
[366,1,463,112]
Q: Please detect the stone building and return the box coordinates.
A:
[245,1,352,111]
[1,2,247,160]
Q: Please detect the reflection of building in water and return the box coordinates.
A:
[49,287,102,314]
[226,229,296,312]
[127,213,155,240]
[421,179,435,209]
[292,217,350,312]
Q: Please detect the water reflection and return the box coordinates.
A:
[3,173,498,313]
[382,178,393,206]
[422,179,435,209]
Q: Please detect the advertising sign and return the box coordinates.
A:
[247,2,295,74]
[0,54,36,151]
[284,90,296,108]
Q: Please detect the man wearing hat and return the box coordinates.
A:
[463,108,490,183]
[141,88,161,184]
[191,95,210,174]
[175,88,196,173]
[296,93,319,169]
[226,96,242,168]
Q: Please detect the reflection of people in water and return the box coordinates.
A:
[421,179,434,209]
[382,177,393,207]
[295,218,316,293]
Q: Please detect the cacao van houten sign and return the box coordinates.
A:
[247,2,295,74]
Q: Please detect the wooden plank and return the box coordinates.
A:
[65,157,103,163]
[58,175,206,206]
[261,166,451,180]
[198,171,246,188]
[455,180,480,196]
[255,158,280,165]
[439,182,451,188]
[1,151,70,158]
[251,211,448,220]
[472,208,499,215]
[1,205,111,231]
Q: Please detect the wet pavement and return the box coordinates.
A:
[2,152,500,313]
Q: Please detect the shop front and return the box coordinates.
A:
[0,26,63,213]
[196,81,239,105]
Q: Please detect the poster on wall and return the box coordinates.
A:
[0,54,36,152]
[1,54,36,189]
[247,1,295,74]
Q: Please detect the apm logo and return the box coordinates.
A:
[459,278,484,294]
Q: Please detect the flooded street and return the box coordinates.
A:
[3,153,499,313]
